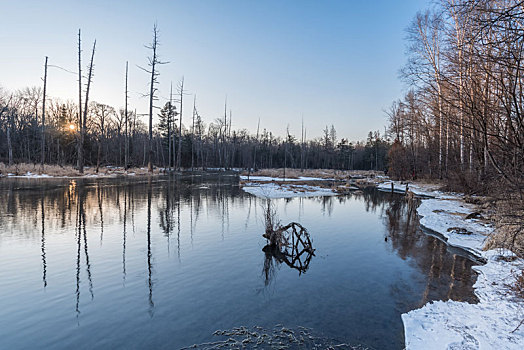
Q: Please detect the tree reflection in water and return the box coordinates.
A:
[258,190,479,305]
[74,186,94,318]
[380,191,479,306]
[0,177,480,322]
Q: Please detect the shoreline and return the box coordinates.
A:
[0,165,241,179]
[3,168,523,347]
[378,181,524,349]
[239,175,524,349]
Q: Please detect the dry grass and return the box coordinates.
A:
[484,199,524,258]
[0,162,165,177]
[513,270,524,299]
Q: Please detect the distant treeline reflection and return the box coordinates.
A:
[0,177,478,315]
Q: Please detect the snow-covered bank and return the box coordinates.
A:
[3,171,136,179]
[378,181,493,255]
[377,180,447,198]
[0,163,170,178]
[418,197,493,256]
[242,182,336,199]
[403,250,524,349]
[6,172,53,178]
[379,181,524,349]
[240,175,337,199]
[239,175,331,182]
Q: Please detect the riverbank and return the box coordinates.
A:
[378,181,524,349]
[4,164,522,347]
[239,169,384,198]
[239,172,524,349]
[0,162,167,178]
[0,163,244,178]
[240,175,338,198]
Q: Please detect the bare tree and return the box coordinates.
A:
[79,39,96,174]
[124,61,129,170]
[191,94,196,171]
[139,23,168,173]
[91,102,114,172]
[41,56,48,171]
[177,77,185,171]
[405,10,445,178]
[77,29,83,171]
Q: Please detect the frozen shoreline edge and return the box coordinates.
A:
[10,173,523,347]
[241,178,524,348]
[377,181,524,349]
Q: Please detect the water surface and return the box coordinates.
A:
[0,175,478,349]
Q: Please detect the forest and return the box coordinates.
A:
[0,84,389,173]
[0,1,524,348]
[0,24,390,174]
[386,0,523,194]
[0,1,523,194]
[384,0,524,255]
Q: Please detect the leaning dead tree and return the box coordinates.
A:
[77,29,83,172]
[76,30,96,174]
[81,40,96,174]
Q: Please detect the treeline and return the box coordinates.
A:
[386,0,523,196]
[0,23,393,173]
[0,85,390,171]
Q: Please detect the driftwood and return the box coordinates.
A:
[263,222,313,251]
[262,222,315,276]
[261,199,315,282]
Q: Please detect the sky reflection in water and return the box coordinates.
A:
[0,175,478,349]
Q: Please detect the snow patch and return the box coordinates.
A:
[387,179,524,349]
[8,172,53,178]
[240,175,331,182]
[377,180,450,198]
[242,182,336,199]
[418,198,493,255]
[403,250,524,350]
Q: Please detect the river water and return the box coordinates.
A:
[0,175,479,349]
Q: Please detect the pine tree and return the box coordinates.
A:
[157,102,177,166]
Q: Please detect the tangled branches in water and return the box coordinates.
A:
[262,222,315,274]
[180,325,368,349]
[261,199,315,284]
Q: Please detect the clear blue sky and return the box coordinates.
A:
[0,0,429,141]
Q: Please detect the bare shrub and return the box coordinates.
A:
[513,270,524,299]
[244,168,384,180]
[484,199,524,258]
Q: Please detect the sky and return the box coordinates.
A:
[0,0,430,141]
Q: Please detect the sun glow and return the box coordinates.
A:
[69,124,75,131]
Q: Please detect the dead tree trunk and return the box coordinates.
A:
[77,29,83,172]
[148,38,156,173]
[7,110,13,166]
[168,83,176,171]
[80,39,96,174]
[191,95,196,171]
[41,56,48,171]
[124,61,129,170]
[141,24,168,173]
[301,118,304,172]
[177,77,184,171]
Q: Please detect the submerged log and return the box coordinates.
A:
[263,222,314,253]
[262,221,315,278]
